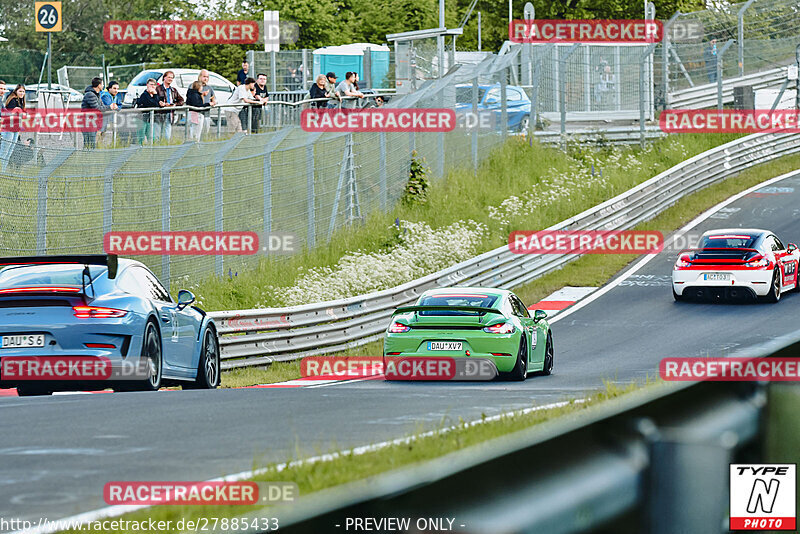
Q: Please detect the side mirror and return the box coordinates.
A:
[177,289,196,310]
[533,310,548,323]
[788,243,798,252]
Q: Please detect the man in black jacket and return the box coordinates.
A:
[155,71,185,142]
[135,78,164,144]
[81,77,116,149]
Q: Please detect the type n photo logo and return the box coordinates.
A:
[730,464,796,530]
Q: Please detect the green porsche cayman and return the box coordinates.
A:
[383,287,554,381]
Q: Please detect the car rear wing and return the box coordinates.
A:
[0,254,118,279]
[393,305,504,316]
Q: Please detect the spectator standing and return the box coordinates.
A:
[0,80,10,170]
[252,73,269,133]
[336,72,364,108]
[309,74,328,108]
[236,61,250,86]
[135,78,164,144]
[155,71,184,142]
[226,77,261,133]
[99,80,123,146]
[704,39,718,84]
[324,72,340,108]
[2,84,25,172]
[186,80,210,142]
[198,70,217,137]
[81,77,115,149]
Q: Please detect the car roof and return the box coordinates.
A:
[701,229,769,238]
[421,287,509,298]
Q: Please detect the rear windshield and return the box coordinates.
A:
[0,264,103,289]
[130,71,164,86]
[698,234,758,250]
[417,293,499,316]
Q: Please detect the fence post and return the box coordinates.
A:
[500,66,508,139]
[717,39,735,110]
[662,13,681,110]
[639,43,657,148]
[160,143,193,289]
[379,132,387,211]
[35,149,74,254]
[212,134,245,276]
[471,77,478,173]
[559,44,580,151]
[103,147,138,237]
[437,90,445,179]
[737,0,756,78]
[271,50,277,93]
[306,144,316,248]
[262,128,292,237]
[216,106,222,137]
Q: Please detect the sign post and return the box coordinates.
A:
[35,1,62,90]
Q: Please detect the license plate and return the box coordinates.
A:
[703,273,731,281]
[428,341,463,351]
[1,334,45,349]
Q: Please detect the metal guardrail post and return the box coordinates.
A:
[149,110,155,144]
[738,0,756,78]
[271,50,277,93]
[471,78,478,172]
[640,43,658,148]
[559,44,581,151]
[216,106,222,137]
[261,128,292,237]
[160,143,193,289]
[717,39,735,111]
[306,144,316,248]
[213,134,246,276]
[379,132,388,211]
[103,147,138,236]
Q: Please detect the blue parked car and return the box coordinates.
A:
[455,84,532,131]
[0,255,219,396]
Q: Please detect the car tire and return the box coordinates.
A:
[672,288,684,301]
[764,269,782,303]
[135,321,163,391]
[791,268,800,293]
[16,385,52,396]
[184,328,220,389]
[506,335,528,381]
[541,333,554,376]
[518,115,530,132]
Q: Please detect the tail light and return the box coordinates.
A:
[0,286,81,294]
[746,254,770,268]
[483,322,515,334]
[73,306,128,319]
[674,254,692,269]
[85,343,117,349]
[388,321,410,333]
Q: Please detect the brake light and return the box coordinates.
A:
[73,306,128,318]
[85,343,116,349]
[746,255,770,268]
[388,321,410,333]
[674,254,692,269]
[0,286,81,294]
[483,322,515,334]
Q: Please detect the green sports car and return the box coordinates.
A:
[383,287,554,381]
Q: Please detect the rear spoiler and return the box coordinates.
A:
[393,305,504,315]
[0,255,119,279]
[679,247,761,254]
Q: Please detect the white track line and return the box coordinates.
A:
[550,168,800,324]
[16,399,582,534]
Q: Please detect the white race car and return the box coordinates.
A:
[672,229,800,302]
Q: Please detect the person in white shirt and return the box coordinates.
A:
[226,77,261,133]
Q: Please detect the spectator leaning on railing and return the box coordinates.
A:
[186,80,210,142]
[324,72,340,108]
[135,78,164,144]
[226,77,261,133]
[309,74,328,108]
[2,84,25,172]
[99,80,123,146]
[155,71,184,142]
[252,73,269,133]
[81,77,116,149]
[198,69,217,137]
[336,72,364,108]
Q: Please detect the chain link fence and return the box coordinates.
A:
[0,51,515,289]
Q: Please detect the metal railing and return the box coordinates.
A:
[668,66,789,109]
[210,131,800,369]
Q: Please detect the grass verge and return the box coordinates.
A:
[60,378,657,533]
[221,150,800,388]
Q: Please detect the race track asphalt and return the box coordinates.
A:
[4,171,800,523]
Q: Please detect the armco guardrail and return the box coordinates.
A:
[669,66,787,109]
[261,329,800,534]
[211,131,800,369]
